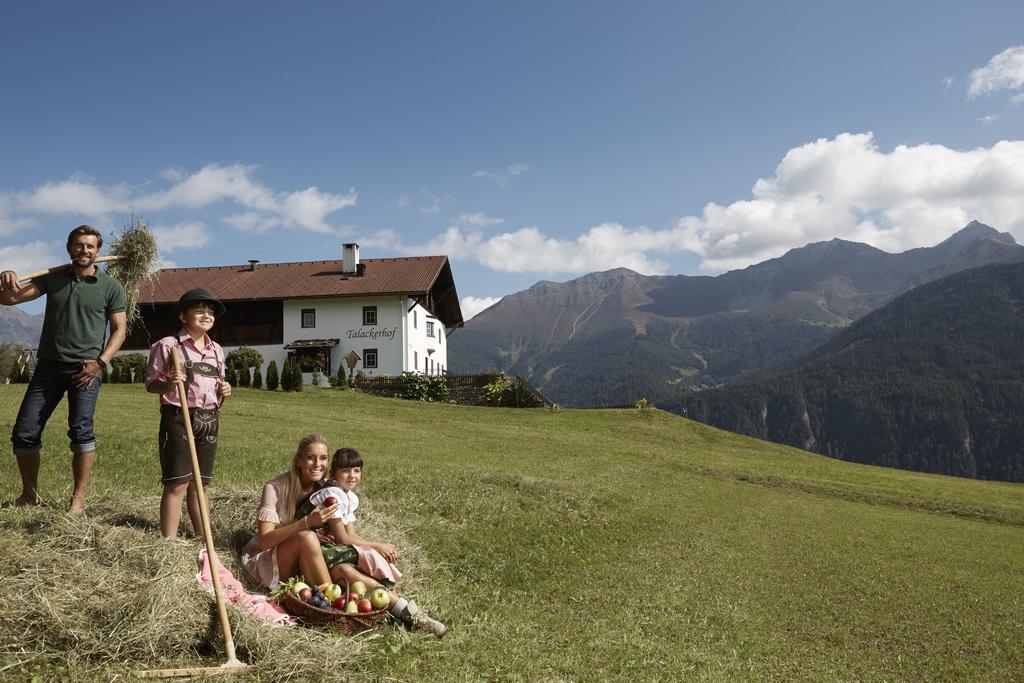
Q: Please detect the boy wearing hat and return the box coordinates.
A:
[145,288,231,539]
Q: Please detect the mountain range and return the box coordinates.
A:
[449,222,1024,410]
[0,306,43,348]
[682,261,1024,483]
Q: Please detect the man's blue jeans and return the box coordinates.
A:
[11,359,101,457]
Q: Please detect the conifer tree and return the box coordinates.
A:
[226,361,238,388]
[252,364,263,389]
[238,363,251,388]
[293,362,304,392]
[266,360,280,391]
[281,361,294,391]
[9,362,19,383]
[101,364,109,383]
[335,364,347,389]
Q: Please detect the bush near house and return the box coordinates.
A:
[358,372,551,407]
[280,362,293,392]
[265,361,279,391]
[237,363,250,388]
[334,364,348,389]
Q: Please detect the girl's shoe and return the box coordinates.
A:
[400,600,448,639]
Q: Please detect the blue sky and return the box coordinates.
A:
[3,2,1024,317]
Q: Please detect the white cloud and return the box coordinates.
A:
[456,212,503,228]
[16,177,129,215]
[152,222,214,252]
[976,114,999,124]
[222,212,279,233]
[279,186,357,233]
[0,214,34,237]
[460,296,500,320]
[674,132,1024,270]
[354,228,403,251]
[407,132,1024,275]
[0,241,65,279]
[472,163,529,187]
[418,191,442,215]
[942,75,955,89]
[968,45,1024,99]
[405,222,669,274]
[398,190,444,215]
[0,164,357,236]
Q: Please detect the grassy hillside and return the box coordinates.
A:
[1,385,1022,680]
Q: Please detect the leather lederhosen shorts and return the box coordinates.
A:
[159,404,219,485]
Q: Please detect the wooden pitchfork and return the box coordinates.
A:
[137,347,247,678]
[16,255,123,282]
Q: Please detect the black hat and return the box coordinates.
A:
[176,288,225,317]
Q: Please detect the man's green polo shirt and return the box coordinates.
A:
[32,268,126,362]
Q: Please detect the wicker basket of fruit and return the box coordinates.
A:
[275,577,389,634]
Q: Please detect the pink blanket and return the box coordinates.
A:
[196,550,295,627]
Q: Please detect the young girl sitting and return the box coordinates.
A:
[297,447,448,638]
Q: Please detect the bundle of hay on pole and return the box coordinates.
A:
[105,216,159,331]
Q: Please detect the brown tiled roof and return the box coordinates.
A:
[134,255,464,327]
[137,256,445,303]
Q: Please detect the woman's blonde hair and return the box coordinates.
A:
[281,433,328,524]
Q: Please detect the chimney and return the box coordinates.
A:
[248,259,259,272]
[342,243,360,275]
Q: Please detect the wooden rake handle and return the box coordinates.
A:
[17,255,123,283]
[167,347,243,668]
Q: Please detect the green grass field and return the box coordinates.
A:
[1,384,1022,680]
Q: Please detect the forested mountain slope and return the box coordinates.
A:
[683,261,1024,482]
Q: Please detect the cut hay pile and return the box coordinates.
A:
[105,216,159,331]
[0,491,391,680]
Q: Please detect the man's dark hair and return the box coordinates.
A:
[66,225,103,250]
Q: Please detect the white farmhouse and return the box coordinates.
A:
[124,244,463,383]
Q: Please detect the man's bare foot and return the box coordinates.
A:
[15,494,41,506]
[69,496,87,514]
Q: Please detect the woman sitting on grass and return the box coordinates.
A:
[239,434,447,637]
[297,447,447,637]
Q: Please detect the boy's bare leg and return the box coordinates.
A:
[185,482,209,536]
[15,452,41,505]
[161,482,189,538]
[69,451,95,514]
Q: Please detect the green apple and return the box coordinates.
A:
[350,580,367,598]
[324,583,343,602]
[369,587,389,610]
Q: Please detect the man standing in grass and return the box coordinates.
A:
[0,225,127,512]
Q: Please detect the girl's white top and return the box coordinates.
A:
[309,486,359,524]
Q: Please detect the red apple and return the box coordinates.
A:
[323,496,339,507]
[349,593,360,604]
[332,596,346,610]
[357,598,372,613]
[298,587,312,602]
